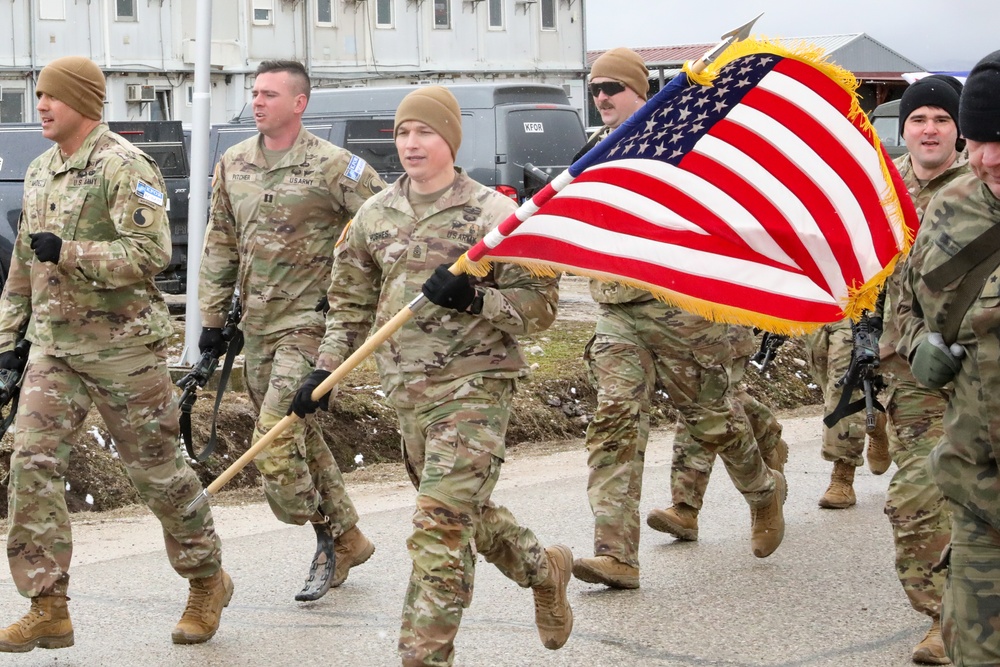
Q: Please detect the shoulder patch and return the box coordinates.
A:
[335,218,353,248]
[135,180,165,207]
[344,155,367,183]
[132,206,154,227]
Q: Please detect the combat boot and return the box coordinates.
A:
[331,525,376,588]
[912,618,950,665]
[765,437,789,475]
[532,545,574,650]
[750,470,786,558]
[646,504,699,541]
[172,569,234,644]
[818,461,857,509]
[866,412,891,475]
[0,596,73,653]
[571,555,639,589]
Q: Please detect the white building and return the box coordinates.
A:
[0,0,587,125]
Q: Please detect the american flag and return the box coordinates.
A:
[459,43,919,334]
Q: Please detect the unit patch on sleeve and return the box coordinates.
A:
[135,180,165,207]
[344,155,367,183]
[132,207,154,227]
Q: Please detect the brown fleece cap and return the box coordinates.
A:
[36,56,106,120]
[394,86,462,158]
[591,47,649,100]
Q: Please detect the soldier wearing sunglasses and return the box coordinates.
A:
[573,52,648,162]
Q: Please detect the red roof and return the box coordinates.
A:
[587,45,714,67]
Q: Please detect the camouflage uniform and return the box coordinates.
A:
[804,317,868,465]
[0,125,222,598]
[317,169,559,667]
[670,326,784,510]
[880,152,967,621]
[897,172,1000,663]
[584,282,777,569]
[200,127,385,527]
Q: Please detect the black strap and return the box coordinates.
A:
[935,244,1000,347]
[179,331,244,461]
[823,389,885,428]
[924,223,1000,290]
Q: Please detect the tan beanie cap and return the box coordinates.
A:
[37,56,106,120]
[591,47,649,100]
[394,86,462,158]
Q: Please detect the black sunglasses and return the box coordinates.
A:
[589,81,627,98]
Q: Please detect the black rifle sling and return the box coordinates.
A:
[928,241,1000,347]
[823,384,885,428]
[180,330,244,462]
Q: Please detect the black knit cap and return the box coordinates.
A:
[960,50,1000,142]
[898,75,962,136]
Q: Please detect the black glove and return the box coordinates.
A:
[315,295,330,314]
[288,369,333,418]
[28,232,63,264]
[198,327,227,356]
[421,264,475,312]
[0,351,20,371]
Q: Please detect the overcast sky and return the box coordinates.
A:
[584,0,996,72]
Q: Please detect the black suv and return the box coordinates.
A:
[0,120,190,293]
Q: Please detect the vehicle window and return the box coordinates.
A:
[873,116,901,147]
[0,129,52,180]
[141,143,189,178]
[345,119,403,183]
[503,108,586,169]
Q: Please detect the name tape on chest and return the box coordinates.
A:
[135,180,165,207]
[344,155,367,183]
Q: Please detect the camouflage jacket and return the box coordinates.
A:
[0,124,172,355]
[880,151,969,375]
[317,168,559,409]
[897,173,1000,527]
[199,126,385,335]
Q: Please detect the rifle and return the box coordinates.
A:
[176,296,244,461]
[0,337,31,432]
[750,330,787,373]
[823,310,886,431]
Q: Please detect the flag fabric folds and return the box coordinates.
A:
[457,38,919,335]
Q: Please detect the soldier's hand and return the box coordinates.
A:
[910,332,965,389]
[315,295,330,314]
[0,351,20,371]
[421,264,475,312]
[288,369,333,418]
[198,327,227,356]
[28,232,62,264]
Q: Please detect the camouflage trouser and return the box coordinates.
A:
[884,374,951,618]
[941,501,1000,665]
[805,320,866,465]
[244,328,358,531]
[396,377,548,667]
[670,357,784,509]
[585,302,775,568]
[6,343,222,598]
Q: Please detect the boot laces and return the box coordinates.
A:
[180,578,215,621]
[12,600,49,632]
[534,566,565,621]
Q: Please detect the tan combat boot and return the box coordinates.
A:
[765,437,790,475]
[818,461,857,509]
[647,504,699,541]
[912,618,951,665]
[532,545,574,650]
[866,412,891,475]
[571,555,639,589]
[0,596,73,653]
[750,470,787,558]
[332,525,376,588]
[172,569,234,644]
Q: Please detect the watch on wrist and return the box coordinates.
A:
[468,288,485,315]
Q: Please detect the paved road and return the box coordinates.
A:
[0,411,930,666]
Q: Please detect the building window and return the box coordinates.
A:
[487,0,502,29]
[540,0,555,29]
[375,0,393,27]
[0,88,25,123]
[151,90,172,121]
[115,0,136,21]
[317,0,335,26]
[433,0,450,29]
[185,84,194,107]
[252,0,274,25]
[39,0,65,21]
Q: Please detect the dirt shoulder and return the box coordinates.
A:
[0,275,822,517]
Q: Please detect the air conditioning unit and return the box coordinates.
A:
[126,84,155,103]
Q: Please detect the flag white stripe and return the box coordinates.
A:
[506,214,839,305]
[553,181,709,235]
